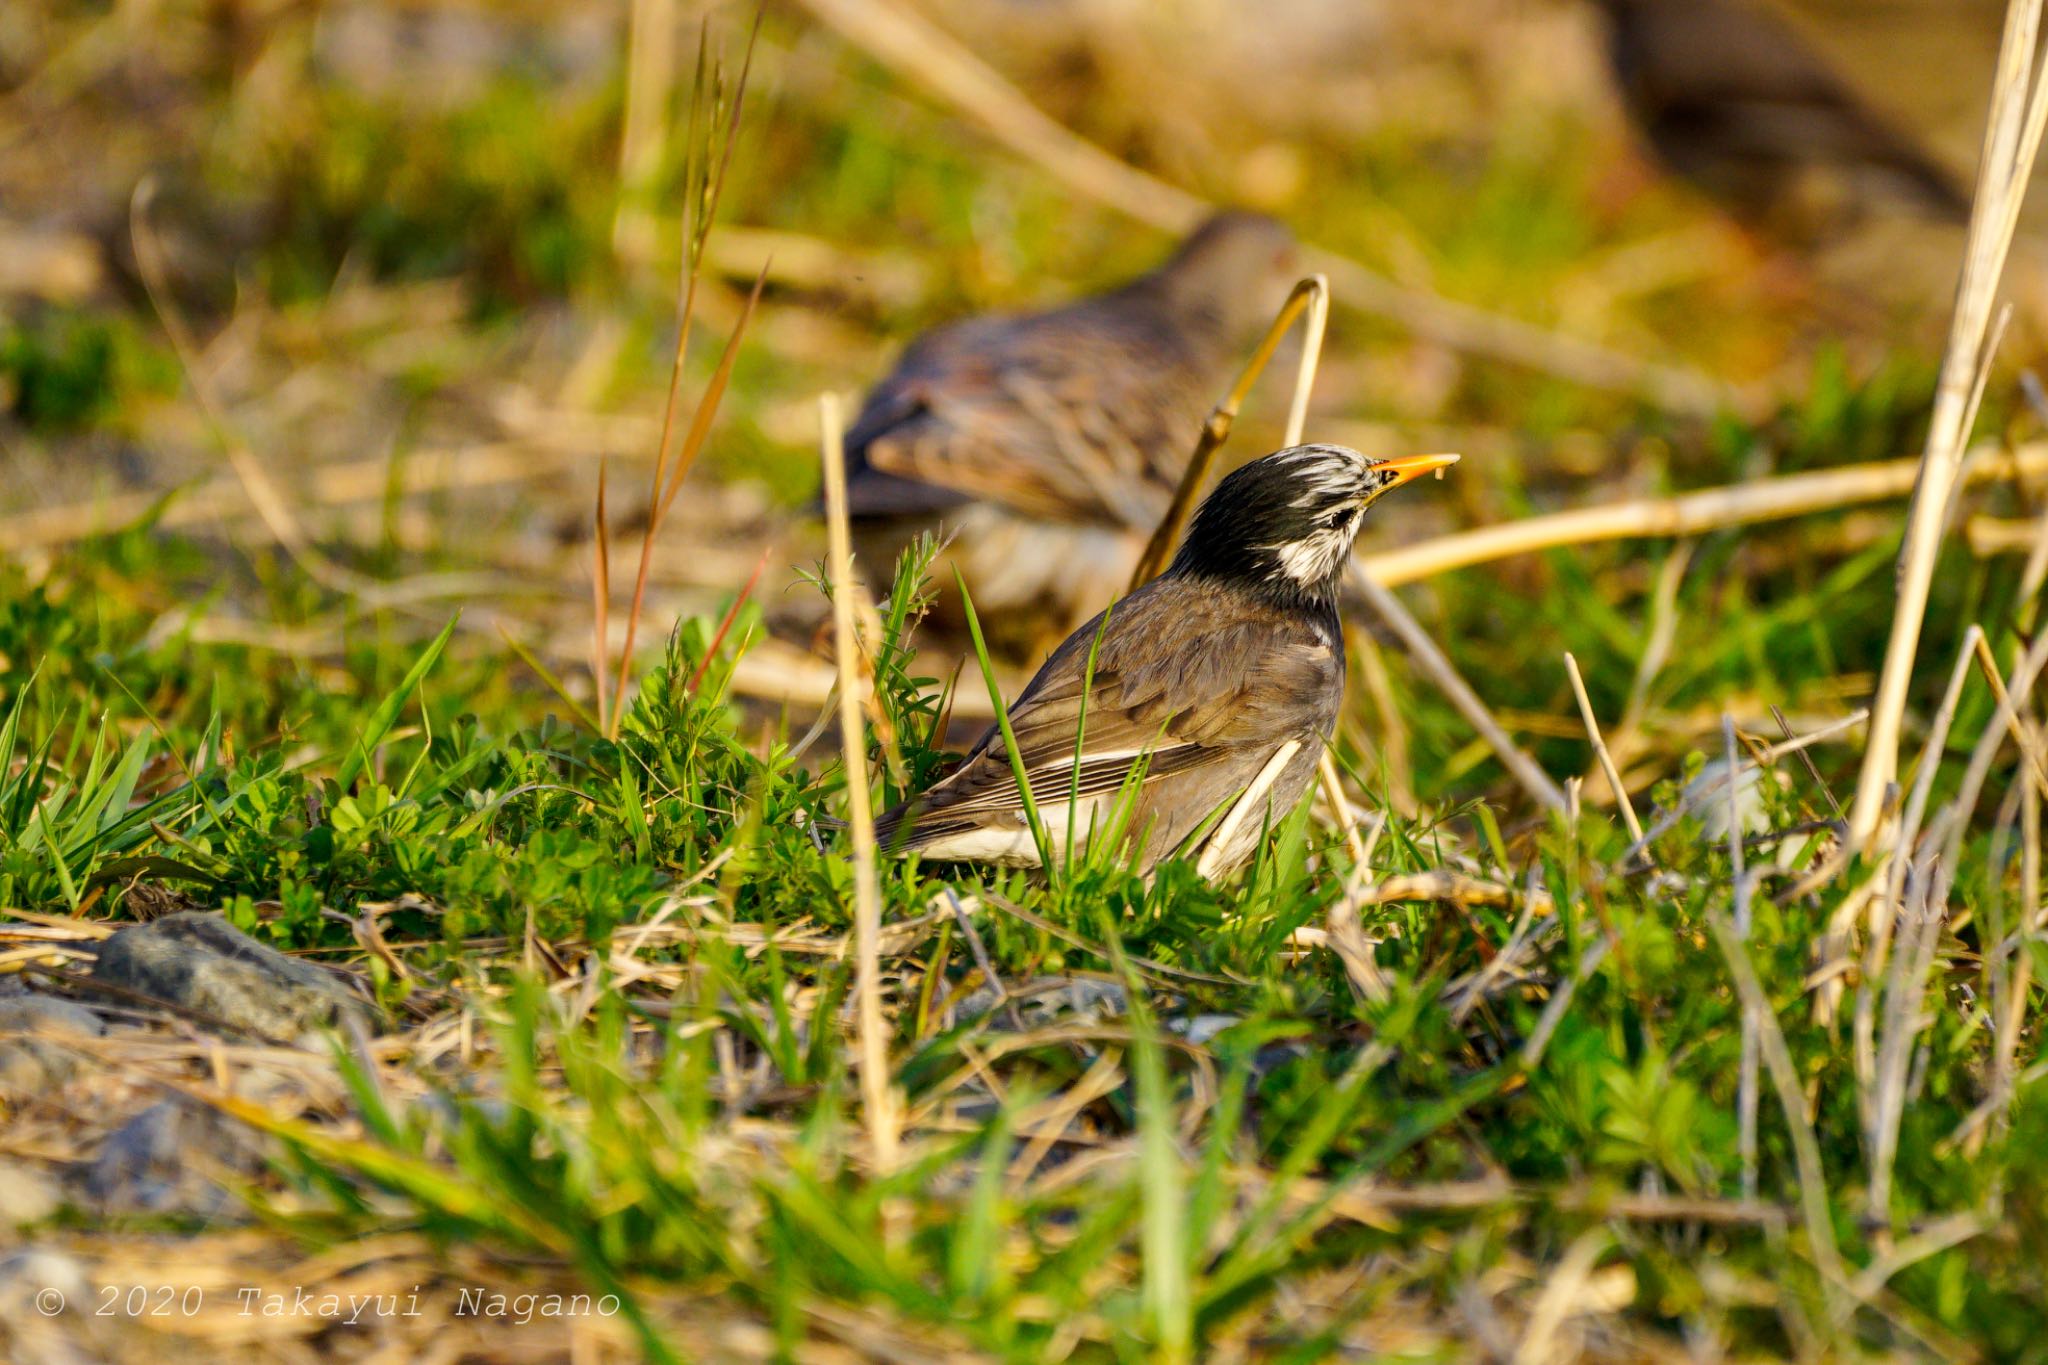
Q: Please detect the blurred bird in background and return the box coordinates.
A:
[1589,0,1971,246]
[838,211,1298,649]
[1582,0,2048,351]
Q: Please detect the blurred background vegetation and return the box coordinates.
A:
[6,0,2036,779]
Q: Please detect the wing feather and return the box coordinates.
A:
[875,580,1341,866]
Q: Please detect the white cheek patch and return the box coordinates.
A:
[1263,527,1354,585]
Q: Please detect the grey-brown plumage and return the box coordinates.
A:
[1592,0,1969,239]
[874,445,1456,876]
[843,212,1298,629]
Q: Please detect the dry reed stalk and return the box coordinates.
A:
[1512,1228,1612,1365]
[1842,626,1982,1022]
[1358,444,2048,588]
[1966,512,2048,554]
[789,0,1743,418]
[1724,715,1761,1204]
[1706,912,1848,1297]
[1954,779,2035,1156]
[1848,0,2048,844]
[818,393,901,1170]
[0,437,581,551]
[1818,626,1974,1031]
[1284,275,1330,453]
[128,180,373,598]
[1968,630,2048,801]
[682,545,774,697]
[1564,652,1643,842]
[1351,868,1555,914]
[1318,749,1393,1004]
[704,226,931,309]
[1129,275,1329,588]
[610,23,761,732]
[1866,625,2048,1209]
[1982,778,2039,1139]
[1353,634,1416,812]
[1928,629,2048,923]
[1846,1211,1998,1303]
[1196,740,1302,880]
[1866,867,1944,1222]
[1347,565,1570,813]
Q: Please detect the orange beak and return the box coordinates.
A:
[1371,452,1460,489]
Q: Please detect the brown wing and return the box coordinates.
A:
[875,578,1342,861]
[844,297,1215,528]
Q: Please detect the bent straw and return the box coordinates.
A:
[1128,275,1329,589]
[1566,652,1644,843]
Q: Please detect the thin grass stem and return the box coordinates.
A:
[818,392,900,1171]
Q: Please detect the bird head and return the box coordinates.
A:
[1170,444,1459,605]
[1151,211,1300,342]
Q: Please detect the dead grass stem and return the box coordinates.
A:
[818,392,901,1171]
[1848,0,2048,843]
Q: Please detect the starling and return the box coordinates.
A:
[1591,0,1969,241]
[841,212,1298,636]
[874,444,1457,876]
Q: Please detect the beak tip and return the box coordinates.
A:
[1377,451,1462,486]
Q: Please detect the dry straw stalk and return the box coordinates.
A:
[1128,274,1331,589]
[1359,443,2048,587]
[1847,0,2048,844]
[818,393,902,1170]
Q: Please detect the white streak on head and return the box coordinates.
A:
[1272,444,1372,508]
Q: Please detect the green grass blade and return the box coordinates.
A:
[336,614,458,792]
[1066,603,1115,867]
[953,567,1054,875]
[1108,921,1191,1362]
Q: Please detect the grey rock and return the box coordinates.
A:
[1171,1013,1243,1046]
[0,991,106,1097]
[956,975,1130,1029]
[90,912,379,1044]
[0,1038,77,1096]
[0,993,106,1039]
[80,1098,268,1218]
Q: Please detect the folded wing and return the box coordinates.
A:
[875,583,1340,866]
